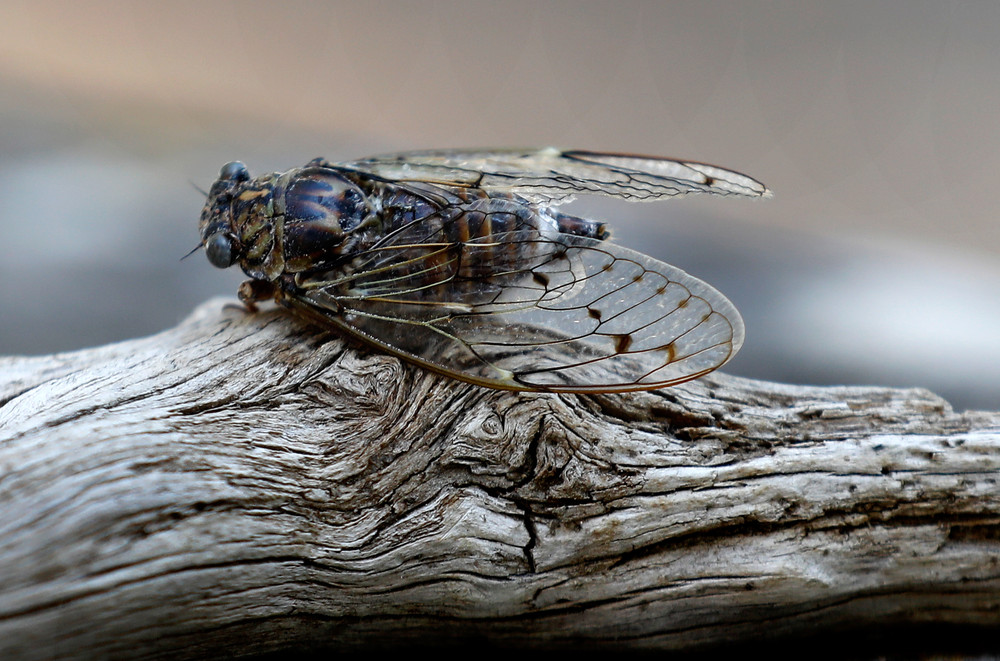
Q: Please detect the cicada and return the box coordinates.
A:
[199,148,769,393]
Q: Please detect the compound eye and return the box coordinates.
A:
[205,232,237,268]
[219,161,249,182]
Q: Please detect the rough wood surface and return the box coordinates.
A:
[1,299,998,659]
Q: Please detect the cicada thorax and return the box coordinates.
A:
[275,167,373,274]
[229,166,372,283]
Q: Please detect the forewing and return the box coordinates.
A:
[287,209,744,393]
[338,148,771,205]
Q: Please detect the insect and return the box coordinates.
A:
[199,148,770,393]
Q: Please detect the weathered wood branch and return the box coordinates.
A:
[1,299,999,659]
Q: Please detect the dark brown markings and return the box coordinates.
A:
[588,307,602,320]
[614,334,632,353]
[533,271,550,287]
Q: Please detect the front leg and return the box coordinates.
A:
[237,279,278,312]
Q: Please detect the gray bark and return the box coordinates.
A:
[1,299,998,659]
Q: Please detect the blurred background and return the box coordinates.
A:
[0,1,997,410]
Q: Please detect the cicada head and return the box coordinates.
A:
[200,160,371,282]
[199,160,259,273]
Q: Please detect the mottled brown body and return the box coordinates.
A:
[201,159,606,308]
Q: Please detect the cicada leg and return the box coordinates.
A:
[237,279,278,312]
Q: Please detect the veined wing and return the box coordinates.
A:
[337,148,771,205]
[285,208,744,393]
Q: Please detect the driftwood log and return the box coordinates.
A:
[1,299,999,659]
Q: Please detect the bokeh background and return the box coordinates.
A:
[1,1,997,410]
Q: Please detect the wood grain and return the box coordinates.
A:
[1,299,998,659]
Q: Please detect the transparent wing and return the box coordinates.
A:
[283,206,744,393]
[336,148,771,205]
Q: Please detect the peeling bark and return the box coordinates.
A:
[1,299,999,659]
